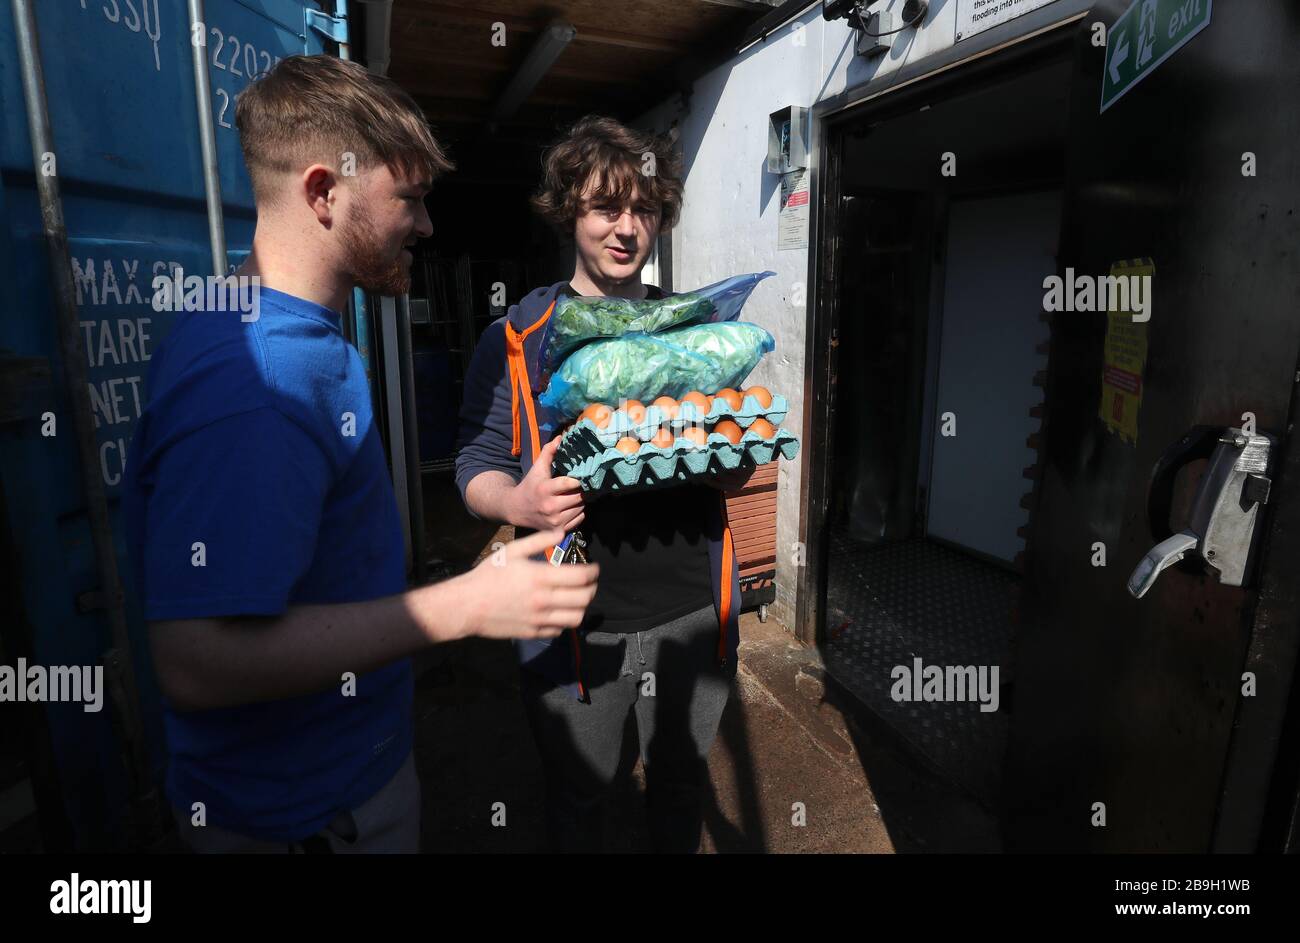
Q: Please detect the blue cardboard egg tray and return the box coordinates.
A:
[551,421,800,495]
[569,393,789,450]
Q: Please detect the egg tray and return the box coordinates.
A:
[570,393,789,449]
[551,423,800,495]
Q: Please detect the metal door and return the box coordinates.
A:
[1004,1,1300,851]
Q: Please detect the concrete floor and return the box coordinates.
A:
[408,484,1005,852]
[2,491,1003,854]
[413,610,1001,853]
[0,608,1000,853]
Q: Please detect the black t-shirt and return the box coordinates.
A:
[558,282,715,633]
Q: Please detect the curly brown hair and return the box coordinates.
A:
[531,115,683,235]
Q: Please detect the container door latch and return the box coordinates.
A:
[1128,426,1273,599]
[305,9,348,45]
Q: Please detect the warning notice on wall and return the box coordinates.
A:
[778,169,809,251]
[956,0,1060,42]
[1098,259,1153,444]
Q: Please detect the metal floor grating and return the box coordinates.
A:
[822,531,1017,807]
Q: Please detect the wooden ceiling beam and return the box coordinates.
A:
[390,57,665,98]
[695,0,780,8]
[402,82,594,108]
[395,3,689,54]
[414,99,587,125]
[391,51,667,85]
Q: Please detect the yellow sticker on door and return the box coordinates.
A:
[1098,259,1153,444]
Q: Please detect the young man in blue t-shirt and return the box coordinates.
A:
[122,56,598,853]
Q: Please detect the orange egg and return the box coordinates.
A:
[651,395,679,420]
[615,436,641,455]
[715,388,743,411]
[748,417,777,439]
[650,426,674,449]
[680,391,711,419]
[621,399,647,424]
[713,419,743,444]
[744,386,773,409]
[579,403,613,429]
[680,426,708,448]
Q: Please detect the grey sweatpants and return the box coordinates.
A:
[519,604,735,853]
[171,750,421,853]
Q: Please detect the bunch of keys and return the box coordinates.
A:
[548,530,589,566]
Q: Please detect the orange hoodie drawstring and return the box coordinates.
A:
[508,302,588,699]
[718,492,735,666]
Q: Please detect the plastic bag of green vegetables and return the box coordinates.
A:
[536,271,774,386]
[538,321,775,427]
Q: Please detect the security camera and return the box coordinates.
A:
[822,0,929,28]
[822,0,865,20]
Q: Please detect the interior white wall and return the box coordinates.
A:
[927,190,1058,563]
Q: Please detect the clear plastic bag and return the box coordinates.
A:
[536,271,775,387]
[538,321,775,425]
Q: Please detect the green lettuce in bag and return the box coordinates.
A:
[535,271,775,387]
[542,293,714,367]
[538,321,774,425]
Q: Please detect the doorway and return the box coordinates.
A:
[817,56,1071,813]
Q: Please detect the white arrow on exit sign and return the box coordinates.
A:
[1108,31,1130,84]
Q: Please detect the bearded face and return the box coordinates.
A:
[340,198,413,297]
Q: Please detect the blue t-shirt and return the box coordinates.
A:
[122,286,412,842]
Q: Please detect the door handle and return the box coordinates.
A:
[1128,427,1273,598]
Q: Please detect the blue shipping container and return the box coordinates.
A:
[0,0,335,850]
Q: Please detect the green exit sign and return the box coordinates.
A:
[1100,0,1212,113]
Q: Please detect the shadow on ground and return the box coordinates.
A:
[412,608,999,853]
